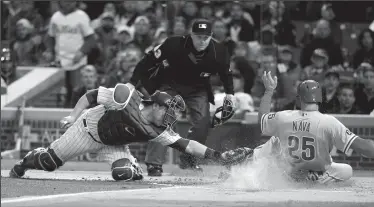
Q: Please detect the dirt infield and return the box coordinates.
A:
[2,159,374,207]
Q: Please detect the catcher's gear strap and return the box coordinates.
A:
[86,89,99,105]
[168,137,189,152]
[34,148,63,171]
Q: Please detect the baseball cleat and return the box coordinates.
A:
[9,161,27,178]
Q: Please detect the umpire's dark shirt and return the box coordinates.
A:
[130,35,234,104]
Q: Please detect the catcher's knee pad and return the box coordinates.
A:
[25,148,63,171]
[111,158,143,181]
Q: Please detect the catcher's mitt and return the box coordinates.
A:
[220,147,253,166]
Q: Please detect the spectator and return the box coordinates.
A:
[262,1,297,46]
[211,66,254,115]
[116,26,134,52]
[212,18,236,58]
[179,1,199,27]
[228,2,255,42]
[91,3,116,30]
[300,19,343,68]
[233,41,250,60]
[355,62,372,86]
[355,65,374,114]
[274,45,302,111]
[320,3,342,45]
[321,70,340,113]
[145,27,167,53]
[333,84,364,114]
[199,2,214,20]
[11,19,42,66]
[232,56,256,95]
[126,16,153,53]
[94,12,118,69]
[300,48,330,82]
[70,65,99,108]
[1,47,16,85]
[241,1,262,29]
[251,55,278,107]
[103,47,142,87]
[117,1,138,28]
[172,17,187,36]
[4,1,44,43]
[341,48,354,71]
[370,19,374,32]
[43,1,96,108]
[352,29,374,69]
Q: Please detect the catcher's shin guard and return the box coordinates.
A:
[21,148,62,171]
[111,158,144,181]
[10,148,63,178]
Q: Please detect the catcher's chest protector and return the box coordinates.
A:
[97,104,165,146]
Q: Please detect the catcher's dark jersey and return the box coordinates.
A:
[84,84,181,146]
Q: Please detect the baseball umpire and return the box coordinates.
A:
[9,83,250,181]
[130,19,235,176]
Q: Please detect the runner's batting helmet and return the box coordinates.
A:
[212,98,235,128]
[297,80,323,103]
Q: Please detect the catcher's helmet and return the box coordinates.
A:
[297,80,322,103]
[212,98,235,128]
[142,91,186,128]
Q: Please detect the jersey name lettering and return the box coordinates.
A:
[293,120,310,132]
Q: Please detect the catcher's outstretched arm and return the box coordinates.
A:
[169,138,222,161]
[168,138,252,165]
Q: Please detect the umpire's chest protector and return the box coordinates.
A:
[97,96,165,145]
[159,36,228,85]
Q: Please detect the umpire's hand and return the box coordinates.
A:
[60,116,77,129]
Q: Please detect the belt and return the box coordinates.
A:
[83,119,102,144]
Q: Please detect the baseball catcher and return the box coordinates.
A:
[10,83,252,181]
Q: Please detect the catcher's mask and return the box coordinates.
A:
[212,98,235,128]
[142,91,186,127]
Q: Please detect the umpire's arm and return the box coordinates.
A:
[130,39,171,98]
[216,47,234,95]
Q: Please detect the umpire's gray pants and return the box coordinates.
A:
[145,87,211,166]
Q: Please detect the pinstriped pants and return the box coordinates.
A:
[50,115,136,166]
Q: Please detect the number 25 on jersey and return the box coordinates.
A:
[288,135,316,161]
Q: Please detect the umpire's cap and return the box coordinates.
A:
[191,19,212,36]
[297,80,323,103]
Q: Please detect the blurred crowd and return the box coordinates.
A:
[1,1,374,115]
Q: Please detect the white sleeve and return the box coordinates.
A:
[79,11,94,37]
[48,13,58,37]
[329,116,358,155]
[369,20,374,32]
[261,112,278,136]
[97,84,134,109]
[149,128,180,146]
